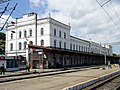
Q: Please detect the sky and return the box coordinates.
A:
[0,0,120,54]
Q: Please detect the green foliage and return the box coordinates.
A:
[0,32,5,54]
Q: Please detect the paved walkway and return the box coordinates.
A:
[0,66,119,90]
[0,65,101,77]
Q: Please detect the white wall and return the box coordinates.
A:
[50,18,70,49]
[5,13,113,57]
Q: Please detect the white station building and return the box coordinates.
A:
[5,12,112,57]
[5,12,116,69]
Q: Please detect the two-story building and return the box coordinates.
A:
[5,12,115,69]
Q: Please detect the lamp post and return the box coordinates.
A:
[25,38,30,66]
[104,48,107,65]
[11,19,17,56]
[89,39,92,53]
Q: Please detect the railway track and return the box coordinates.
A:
[82,72,120,90]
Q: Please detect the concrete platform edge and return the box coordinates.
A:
[62,70,120,90]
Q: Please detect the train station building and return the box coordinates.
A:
[5,12,120,69]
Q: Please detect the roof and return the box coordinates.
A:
[70,36,90,43]
[28,45,104,57]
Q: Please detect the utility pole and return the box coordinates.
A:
[35,13,37,45]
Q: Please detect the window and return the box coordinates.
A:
[59,31,61,37]
[84,46,85,51]
[19,31,22,38]
[29,29,32,36]
[41,28,44,35]
[76,45,78,50]
[70,43,72,50]
[24,42,27,49]
[10,43,13,51]
[29,41,33,45]
[54,29,56,36]
[81,46,83,51]
[79,45,80,51]
[41,40,44,46]
[73,44,75,50]
[11,33,13,39]
[64,42,66,49]
[59,41,62,48]
[64,32,66,38]
[18,42,22,50]
[24,30,27,38]
[54,40,56,47]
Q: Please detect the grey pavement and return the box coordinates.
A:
[0,66,119,90]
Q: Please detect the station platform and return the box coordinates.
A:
[0,65,102,78]
[0,65,119,90]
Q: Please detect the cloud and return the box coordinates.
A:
[29,0,120,44]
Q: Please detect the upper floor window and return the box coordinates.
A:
[29,29,32,36]
[64,32,66,38]
[79,45,81,51]
[18,42,22,50]
[19,31,22,38]
[41,28,44,35]
[24,42,27,49]
[70,43,72,50]
[11,33,13,39]
[59,31,61,37]
[24,30,27,38]
[54,40,56,47]
[59,41,62,48]
[54,29,56,36]
[29,41,33,45]
[73,44,75,50]
[76,45,78,50]
[81,46,83,51]
[41,39,44,46]
[64,42,66,49]
[10,43,13,51]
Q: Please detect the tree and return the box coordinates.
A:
[0,32,5,54]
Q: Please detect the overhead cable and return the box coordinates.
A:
[96,0,120,30]
[0,3,17,31]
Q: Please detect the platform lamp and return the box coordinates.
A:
[11,20,18,57]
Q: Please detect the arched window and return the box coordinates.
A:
[64,32,66,38]
[18,42,22,50]
[10,43,13,51]
[19,31,22,38]
[81,46,83,51]
[24,42,27,49]
[59,41,62,48]
[79,45,81,51]
[11,33,13,39]
[54,40,56,47]
[41,40,44,46]
[24,30,27,38]
[70,43,72,50]
[59,31,61,37]
[73,44,75,50]
[64,42,66,49]
[29,29,32,36]
[41,28,44,35]
[29,41,33,45]
[54,29,56,36]
[76,45,78,50]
